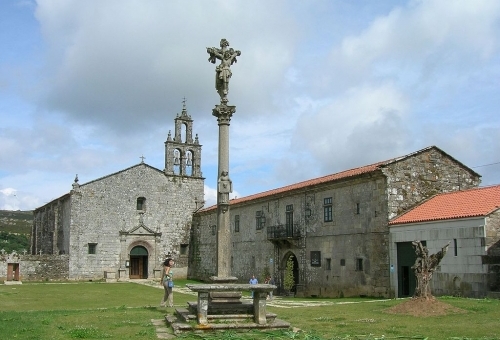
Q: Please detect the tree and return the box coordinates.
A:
[283,256,295,293]
[411,240,450,299]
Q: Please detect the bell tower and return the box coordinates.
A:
[164,100,203,178]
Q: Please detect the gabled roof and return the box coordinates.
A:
[200,145,478,213]
[80,162,163,187]
[34,163,163,212]
[389,184,500,225]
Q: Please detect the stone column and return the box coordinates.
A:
[212,104,237,281]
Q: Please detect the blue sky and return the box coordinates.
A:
[1,0,500,211]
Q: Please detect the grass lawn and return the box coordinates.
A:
[1,281,499,339]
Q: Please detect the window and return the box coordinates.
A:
[326,258,331,270]
[255,211,265,230]
[311,251,321,267]
[340,259,345,266]
[454,239,458,256]
[137,197,146,210]
[88,243,97,255]
[356,258,363,271]
[211,225,216,235]
[234,215,240,232]
[323,197,333,222]
[285,204,293,229]
[355,203,360,215]
[180,244,188,255]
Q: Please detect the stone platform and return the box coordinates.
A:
[165,283,290,334]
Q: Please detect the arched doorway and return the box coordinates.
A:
[282,252,299,294]
[129,246,148,279]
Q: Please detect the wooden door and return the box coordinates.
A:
[129,257,142,279]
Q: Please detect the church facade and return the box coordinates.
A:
[30,105,204,280]
[189,146,481,298]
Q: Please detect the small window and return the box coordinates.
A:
[355,203,360,215]
[311,251,321,267]
[340,259,345,266]
[137,197,146,210]
[286,204,293,211]
[323,197,333,222]
[326,258,331,270]
[88,243,97,255]
[356,258,363,271]
[180,244,188,255]
[234,215,240,232]
[454,239,458,256]
[211,225,216,235]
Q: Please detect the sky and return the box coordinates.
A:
[1,0,500,211]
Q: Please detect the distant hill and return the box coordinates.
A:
[0,210,33,234]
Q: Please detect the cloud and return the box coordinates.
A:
[2,0,500,212]
[33,0,298,133]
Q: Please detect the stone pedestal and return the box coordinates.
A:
[165,283,289,333]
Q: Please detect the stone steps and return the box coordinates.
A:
[166,312,290,335]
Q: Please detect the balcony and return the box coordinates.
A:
[267,224,301,241]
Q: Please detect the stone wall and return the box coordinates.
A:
[31,163,203,281]
[32,196,71,255]
[485,209,500,291]
[0,253,69,282]
[68,164,203,280]
[190,147,480,298]
[382,147,480,219]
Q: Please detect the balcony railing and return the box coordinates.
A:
[267,224,301,240]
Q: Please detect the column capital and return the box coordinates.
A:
[212,104,236,125]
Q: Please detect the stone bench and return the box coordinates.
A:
[186,283,276,325]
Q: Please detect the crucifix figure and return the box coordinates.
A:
[207,39,241,103]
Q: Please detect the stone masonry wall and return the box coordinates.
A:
[383,147,480,219]
[190,147,479,298]
[67,163,203,280]
[485,209,500,291]
[0,254,69,282]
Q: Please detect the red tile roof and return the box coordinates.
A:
[200,160,388,213]
[389,184,500,225]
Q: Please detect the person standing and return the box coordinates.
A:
[267,276,275,300]
[249,274,258,298]
[160,258,174,307]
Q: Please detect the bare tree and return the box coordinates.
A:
[411,241,450,299]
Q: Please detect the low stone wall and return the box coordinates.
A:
[0,253,69,282]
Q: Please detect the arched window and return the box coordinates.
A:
[173,149,181,175]
[185,150,193,176]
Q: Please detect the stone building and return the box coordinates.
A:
[29,105,204,281]
[389,184,500,298]
[189,146,481,298]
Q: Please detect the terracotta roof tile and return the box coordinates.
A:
[389,184,500,225]
[199,160,388,213]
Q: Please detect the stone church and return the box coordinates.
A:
[30,104,204,280]
[189,146,481,298]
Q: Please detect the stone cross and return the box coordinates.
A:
[208,39,240,281]
[207,39,241,104]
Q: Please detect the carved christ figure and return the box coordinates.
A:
[207,39,241,102]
